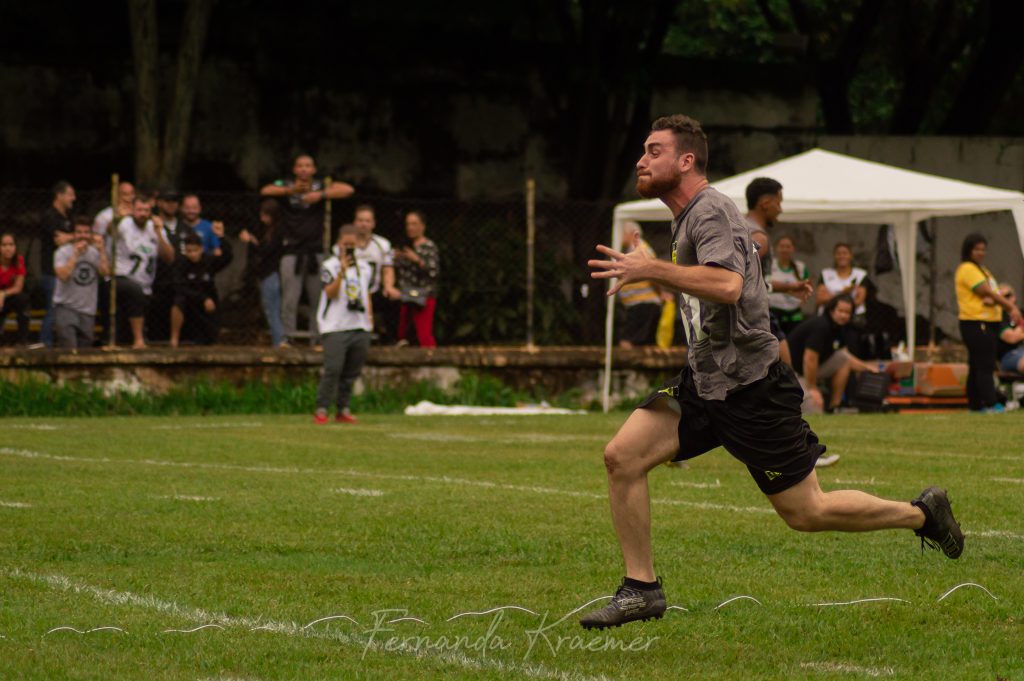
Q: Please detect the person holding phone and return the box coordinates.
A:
[314,224,372,425]
[816,242,868,317]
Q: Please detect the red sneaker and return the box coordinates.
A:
[335,413,358,424]
[313,411,329,425]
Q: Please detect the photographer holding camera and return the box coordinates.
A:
[314,224,372,425]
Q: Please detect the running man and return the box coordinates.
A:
[579,115,963,630]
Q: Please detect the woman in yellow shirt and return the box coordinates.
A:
[955,233,1022,412]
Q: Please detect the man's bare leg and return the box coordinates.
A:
[129,316,146,349]
[603,398,681,581]
[768,469,924,532]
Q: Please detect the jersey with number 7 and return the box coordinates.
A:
[113,216,160,294]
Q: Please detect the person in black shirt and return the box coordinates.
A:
[239,200,287,347]
[260,154,354,344]
[788,294,879,412]
[169,233,232,347]
[38,181,77,346]
[148,189,191,341]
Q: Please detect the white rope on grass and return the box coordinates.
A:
[161,624,225,634]
[665,605,689,613]
[714,595,763,610]
[44,626,126,636]
[446,605,540,622]
[301,614,360,630]
[807,597,910,607]
[936,582,998,602]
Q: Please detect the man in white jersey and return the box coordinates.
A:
[314,224,373,425]
[353,204,401,342]
[110,197,175,348]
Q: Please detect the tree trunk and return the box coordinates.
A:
[160,0,213,187]
[128,0,160,187]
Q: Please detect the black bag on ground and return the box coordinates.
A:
[852,372,890,412]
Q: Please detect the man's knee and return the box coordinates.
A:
[603,439,635,477]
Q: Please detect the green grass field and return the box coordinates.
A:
[0,412,1021,680]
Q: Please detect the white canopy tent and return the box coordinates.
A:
[603,148,1024,412]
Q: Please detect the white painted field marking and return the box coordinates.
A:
[991,476,1024,484]
[151,422,263,430]
[807,597,909,607]
[0,447,773,515]
[7,570,611,681]
[331,488,384,497]
[968,529,1024,540]
[155,495,219,502]
[936,583,998,602]
[800,661,894,677]
[895,449,1020,463]
[9,424,60,431]
[668,479,721,489]
[713,595,762,610]
[0,501,31,508]
[831,477,881,485]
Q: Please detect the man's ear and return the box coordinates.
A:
[677,152,695,173]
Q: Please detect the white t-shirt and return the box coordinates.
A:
[93,206,115,236]
[819,266,867,315]
[317,254,373,334]
[768,259,809,312]
[113,217,160,293]
[354,234,393,294]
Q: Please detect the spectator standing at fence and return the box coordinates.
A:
[769,236,811,335]
[997,285,1024,374]
[239,200,287,347]
[261,154,355,344]
[314,224,373,424]
[955,233,1021,412]
[616,221,661,348]
[394,210,440,348]
[38,181,77,346]
[93,182,135,236]
[353,204,401,343]
[0,233,30,345]
[111,197,175,348]
[148,190,189,341]
[180,193,222,255]
[53,216,110,349]
[169,232,233,347]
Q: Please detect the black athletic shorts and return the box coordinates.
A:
[769,311,786,342]
[115,277,149,318]
[639,361,825,495]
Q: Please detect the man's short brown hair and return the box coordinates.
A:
[651,115,708,175]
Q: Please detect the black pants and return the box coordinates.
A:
[0,292,30,344]
[960,319,998,410]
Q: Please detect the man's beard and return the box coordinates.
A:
[635,170,682,199]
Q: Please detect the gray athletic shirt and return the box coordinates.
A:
[53,244,102,316]
[671,187,778,400]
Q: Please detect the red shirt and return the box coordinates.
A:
[0,255,26,290]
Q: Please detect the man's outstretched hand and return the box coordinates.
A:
[588,230,650,296]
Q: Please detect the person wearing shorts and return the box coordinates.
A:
[579,114,964,630]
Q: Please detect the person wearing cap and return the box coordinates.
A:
[148,189,190,341]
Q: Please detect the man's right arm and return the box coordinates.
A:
[260,182,289,197]
[802,349,820,388]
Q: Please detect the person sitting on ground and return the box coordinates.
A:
[787,294,879,414]
[0,233,30,346]
[997,285,1024,375]
[314,224,373,425]
[616,221,662,348]
[53,215,110,349]
[768,235,811,336]
[169,232,233,347]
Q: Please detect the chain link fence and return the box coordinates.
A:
[0,187,624,348]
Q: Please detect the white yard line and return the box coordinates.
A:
[967,529,1024,540]
[0,447,774,515]
[991,477,1024,484]
[155,495,219,502]
[331,488,384,497]
[3,569,610,681]
[151,422,263,430]
[0,501,32,508]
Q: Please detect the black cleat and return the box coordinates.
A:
[913,486,964,559]
[579,578,667,630]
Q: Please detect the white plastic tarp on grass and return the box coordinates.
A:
[603,148,1024,412]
